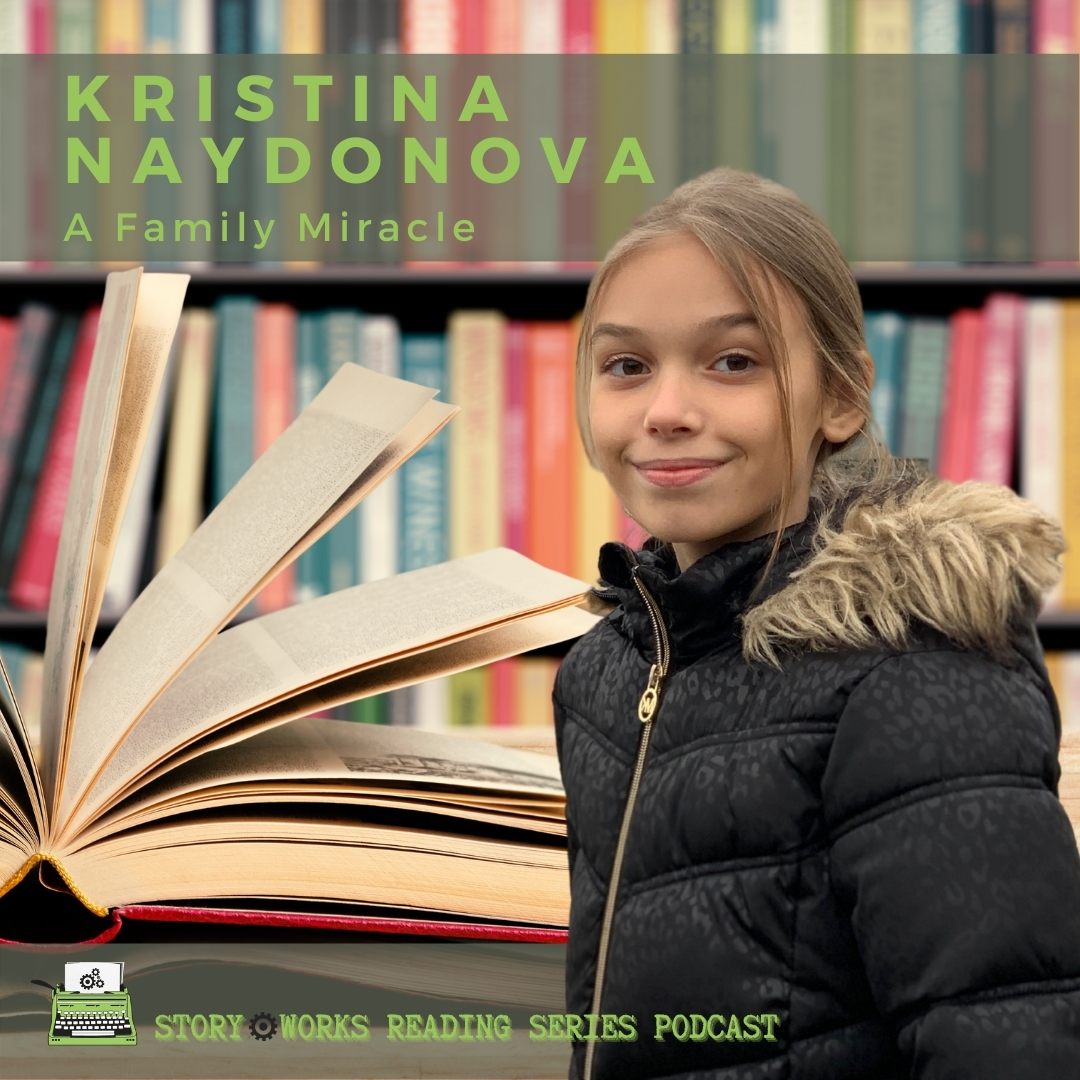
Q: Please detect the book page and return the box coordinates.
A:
[85,788,565,848]
[65,554,590,837]
[39,268,140,804]
[57,366,440,832]
[196,605,595,756]
[0,837,30,894]
[0,653,44,844]
[116,715,563,802]
[78,718,566,846]
[71,603,595,838]
[58,398,455,839]
[42,270,189,811]
[0,729,37,851]
[102,323,181,616]
[61,399,453,836]
[64,815,570,926]
[244,399,456,610]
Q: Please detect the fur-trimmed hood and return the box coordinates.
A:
[596,456,1065,668]
[743,468,1065,666]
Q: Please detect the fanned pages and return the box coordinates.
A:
[64,552,592,841]
[0,654,44,850]
[0,269,597,942]
[56,363,440,830]
[117,606,593,797]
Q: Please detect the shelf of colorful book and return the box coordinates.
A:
[1,0,1078,58]
[8,264,1080,333]
[2,266,1079,729]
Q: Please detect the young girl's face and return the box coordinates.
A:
[588,233,862,569]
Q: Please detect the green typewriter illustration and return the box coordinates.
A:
[36,962,137,1045]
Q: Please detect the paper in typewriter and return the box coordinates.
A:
[64,961,123,992]
[54,362,448,835]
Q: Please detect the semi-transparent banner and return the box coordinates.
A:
[3,942,574,1079]
[0,55,1075,263]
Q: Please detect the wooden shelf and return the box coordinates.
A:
[6,263,1080,331]
[853,265,1080,286]
[3,263,1080,288]
[1,609,1077,654]
[1037,610,1080,627]
[0,264,597,330]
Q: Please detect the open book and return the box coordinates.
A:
[0,269,595,944]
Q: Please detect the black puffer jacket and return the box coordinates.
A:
[553,474,1080,1079]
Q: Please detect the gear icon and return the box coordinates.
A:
[79,968,105,990]
[249,1013,277,1041]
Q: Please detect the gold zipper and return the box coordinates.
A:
[583,565,670,1080]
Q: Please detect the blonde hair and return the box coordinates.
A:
[576,166,890,571]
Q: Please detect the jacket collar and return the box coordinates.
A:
[596,460,1067,669]
[598,521,814,668]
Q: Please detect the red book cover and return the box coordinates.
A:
[1033,0,1072,51]
[457,0,484,50]
[527,322,575,577]
[491,657,515,726]
[400,0,420,52]
[0,316,17,392]
[503,320,528,554]
[253,303,297,613]
[936,308,984,482]
[0,306,55,533]
[8,309,99,612]
[119,904,568,942]
[28,0,54,52]
[971,293,1023,487]
[563,0,594,51]
[0,902,568,946]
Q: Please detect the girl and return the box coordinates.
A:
[553,168,1080,1079]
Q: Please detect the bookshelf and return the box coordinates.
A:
[0,263,1077,654]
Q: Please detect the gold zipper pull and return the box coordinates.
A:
[638,664,662,722]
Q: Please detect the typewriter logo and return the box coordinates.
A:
[39,962,137,1047]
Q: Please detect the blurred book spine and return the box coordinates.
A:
[98,0,143,50]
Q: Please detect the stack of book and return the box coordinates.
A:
[0,1,1074,57]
